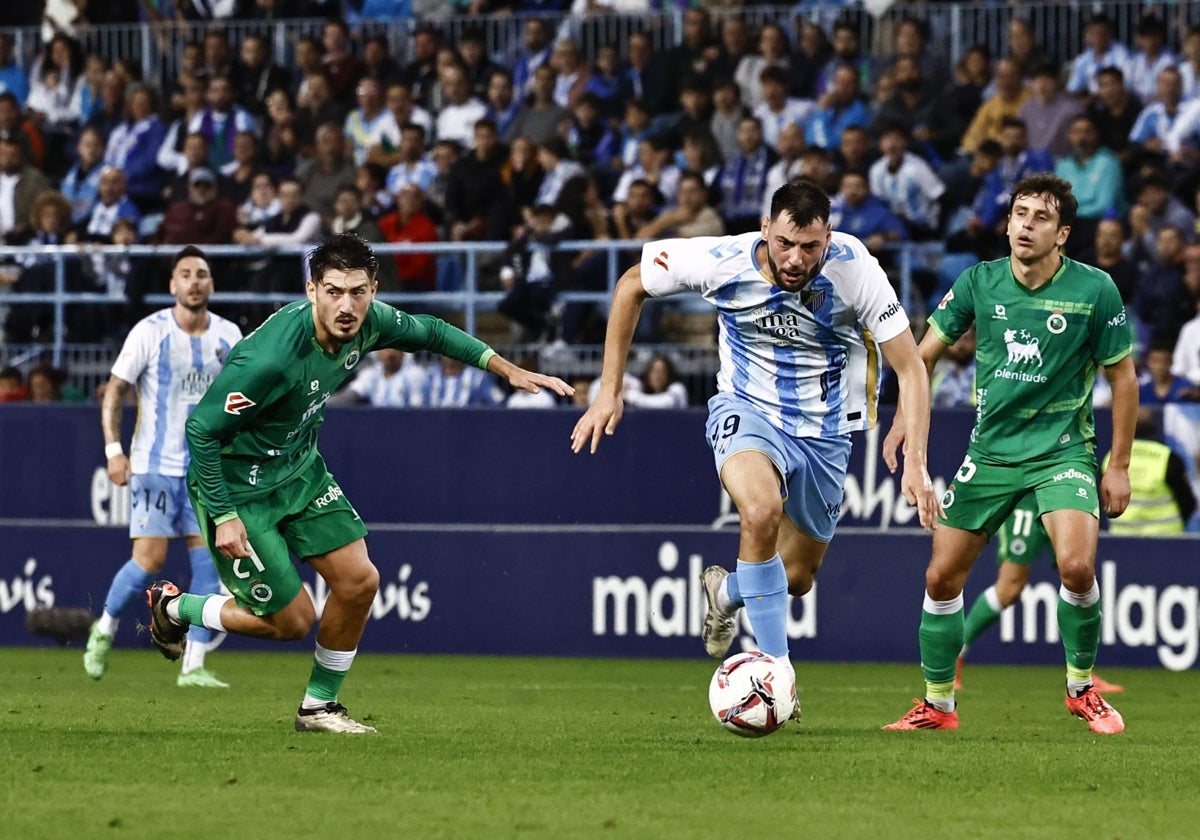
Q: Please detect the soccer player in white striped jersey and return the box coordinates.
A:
[86,246,243,687]
[572,178,941,700]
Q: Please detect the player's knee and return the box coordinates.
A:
[995,581,1023,606]
[1056,556,1094,591]
[272,612,315,641]
[787,572,813,597]
[924,567,961,601]
[336,560,380,606]
[737,499,782,538]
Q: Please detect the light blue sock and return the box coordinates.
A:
[186,546,220,647]
[725,572,743,609]
[103,559,155,618]
[736,555,789,658]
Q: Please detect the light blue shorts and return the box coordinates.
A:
[130,473,201,538]
[706,392,852,543]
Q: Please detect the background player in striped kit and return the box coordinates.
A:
[87,246,241,687]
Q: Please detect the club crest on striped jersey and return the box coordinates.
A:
[224,392,256,415]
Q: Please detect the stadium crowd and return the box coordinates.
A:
[0,3,1198,411]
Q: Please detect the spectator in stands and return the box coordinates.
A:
[505,353,557,409]
[625,353,688,409]
[735,22,790,111]
[829,168,907,254]
[1070,218,1137,304]
[533,136,585,208]
[1088,67,1141,163]
[1180,25,1200,101]
[157,76,207,178]
[636,169,724,241]
[356,33,399,92]
[1140,339,1195,405]
[1055,114,1124,246]
[708,79,746,164]
[424,355,504,407]
[295,123,355,226]
[1128,14,1176,105]
[0,366,26,402]
[612,134,679,208]
[888,16,945,83]
[1133,173,1198,264]
[329,184,397,290]
[198,30,233,83]
[81,167,141,242]
[163,133,218,204]
[400,24,440,108]
[235,175,321,248]
[483,69,522,145]
[512,64,571,147]
[619,30,670,117]
[0,137,48,243]
[960,58,1029,155]
[157,167,237,245]
[582,44,621,125]
[611,177,659,241]
[868,124,945,241]
[818,18,877,98]
[61,126,105,226]
[1019,63,1084,161]
[237,171,281,229]
[85,70,126,144]
[760,122,804,218]
[378,183,439,292]
[976,117,1055,232]
[1067,14,1132,97]
[168,41,203,108]
[929,327,977,408]
[549,39,590,111]
[787,19,830,101]
[435,64,488,150]
[498,135,543,234]
[188,75,258,172]
[339,348,428,408]
[321,18,363,105]
[233,33,288,119]
[833,124,874,176]
[259,87,299,176]
[26,364,66,403]
[869,57,939,158]
[614,97,652,174]
[678,128,722,190]
[1130,66,1187,170]
[26,34,79,177]
[0,91,41,171]
[942,140,1006,260]
[219,131,263,206]
[567,93,615,171]
[498,202,570,341]
[446,118,507,243]
[70,53,107,127]
[715,115,776,234]
[455,28,499,100]
[0,33,29,106]
[356,161,392,219]
[753,65,815,152]
[426,139,460,230]
[1172,253,1200,385]
[103,84,167,213]
[1135,224,1187,344]
[1004,17,1048,81]
[807,63,870,152]
[374,82,434,163]
[511,16,554,98]
[344,78,391,167]
[293,72,345,160]
[382,122,436,197]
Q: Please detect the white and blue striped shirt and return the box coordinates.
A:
[1130,100,1186,146]
[639,231,909,438]
[868,153,945,232]
[423,364,504,407]
[1126,51,1178,104]
[1067,43,1134,95]
[111,308,242,476]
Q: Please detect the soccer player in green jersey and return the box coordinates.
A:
[955,494,1124,694]
[881,174,1137,734]
[144,233,573,733]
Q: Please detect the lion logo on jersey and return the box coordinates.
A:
[1003,329,1043,366]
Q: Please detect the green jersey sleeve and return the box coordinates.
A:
[1088,274,1133,366]
[185,350,291,519]
[370,302,496,370]
[927,264,979,344]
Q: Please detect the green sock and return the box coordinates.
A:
[175,593,210,626]
[963,587,1003,647]
[920,600,965,687]
[1058,590,1102,673]
[305,661,347,703]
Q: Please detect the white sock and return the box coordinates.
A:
[1059,581,1100,608]
[96,612,119,636]
[181,638,206,675]
[201,595,233,632]
[928,697,956,713]
[166,598,182,622]
[716,576,735,614]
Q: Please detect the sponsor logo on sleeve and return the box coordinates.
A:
[1107,309,1127,328]
[878,300,903,324]
[937,290,954,310]
[223,392,256,415]
[653,250,669,271]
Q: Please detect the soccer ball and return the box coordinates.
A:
[708,651,797,737]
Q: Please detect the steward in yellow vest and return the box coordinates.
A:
[1102,413,1197,535]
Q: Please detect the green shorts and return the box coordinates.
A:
[192,455,368,616]
[940,451,1100,538]
[994,492,1054,566]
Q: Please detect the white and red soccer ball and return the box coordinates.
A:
[708,651,798,737]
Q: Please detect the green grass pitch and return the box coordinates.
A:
[5,648,1200,839]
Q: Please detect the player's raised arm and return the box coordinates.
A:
[880,328,942,530]
[570,263,650,454]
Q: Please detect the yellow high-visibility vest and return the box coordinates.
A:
[1103,440,1183,536]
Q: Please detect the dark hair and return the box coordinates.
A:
[1008,173,1078,229]
[0,366,23,382]
[759,65,788,87]
[172,245,208,271]
[999,116,1027,132]
[1095,65,1125,84]
[308,233,379,284]
[977,139,1003,159]
[769,177,831,227]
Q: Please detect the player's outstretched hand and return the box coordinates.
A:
[882,415,906,474]
[571,394,623,454]
[507,368,575,397]
[900,463,943,532]
[1100,465,1131,519]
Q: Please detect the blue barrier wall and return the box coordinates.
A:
[1,405,1193,669]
